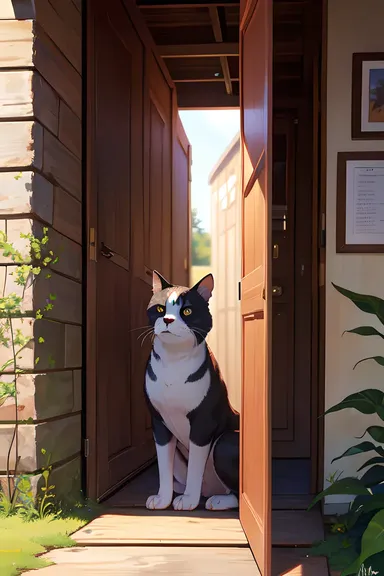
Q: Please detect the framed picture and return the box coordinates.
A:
[336,151,384,253]
[352,53,384,140]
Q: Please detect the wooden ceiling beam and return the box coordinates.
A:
[208,6,232,95]
[160,42,239,57]
[138,1,239,8]
[176,83,239,108]
[174,77,239,82]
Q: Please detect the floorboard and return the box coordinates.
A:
[272,548,328,576]
[73,508,248,546]
[24,546,261,575]
[272,510,324,546]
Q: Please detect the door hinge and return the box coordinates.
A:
[238,281,241,300]
[84,438,90,458]
[89,227,97,262]
[320,212,326,248]
[184,257,188,271]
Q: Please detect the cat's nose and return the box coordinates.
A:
[163,317,175,325]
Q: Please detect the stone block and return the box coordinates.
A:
[0,172,54,223]
[0,312,82,374]
[0,414,81,472]
[34,24,81,118]
[43,129,81,200]
[0,455,82,507]
[47,227,82,280]
[73,369,82,412]
[53,186,82,244]
[65,324,82,368]
[34,270,82,324]
[0,121,43,170]
[59,100,82,159]
[0,1,35,19]
[0,370,81,422]
[0,20,33,68]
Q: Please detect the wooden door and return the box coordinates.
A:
[239,0,272,573]
[88,0,155,500]
[172,101,191,287]
[271,112,312,468]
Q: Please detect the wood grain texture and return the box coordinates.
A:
[34,0,81,73]
[73,508,248,546]
[0,20,33,67]
[0,121,43,169]
[53,186,82,244]
[0,71,59,134]
[25,546,261,575]
[34,23,81,118]
[59,100,81,159]
[272,510,324,546]
[43,129,81,200]
[272,548,328,576]
[272,494,314,510]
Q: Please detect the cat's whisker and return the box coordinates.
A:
[137,327,153,342]
[141,329,154,348]
[130,325,151,333]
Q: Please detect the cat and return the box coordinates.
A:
[144,270,239,512]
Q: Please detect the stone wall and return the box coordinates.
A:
[0,0,82,501]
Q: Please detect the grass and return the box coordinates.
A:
[0,503,102,576]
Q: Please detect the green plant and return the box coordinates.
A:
[0,197,59,515]
[309,284,384,575]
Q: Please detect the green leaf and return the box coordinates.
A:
[308,477,371,510]
[332,442,384,464]
[360,426,384,444]
[345,326,384,339]
[358,456,384,472]
[360,465,384,488]
[35,356,40,365]
[38,336,45,344]
[333,283,384,326]
[325,389,384,421]
[353,509,384,571]
[354,356,384,370]
[351,493,384,516]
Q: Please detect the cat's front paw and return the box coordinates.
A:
[172,493,200,511]
[146,493,172,510]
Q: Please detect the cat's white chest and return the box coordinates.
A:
[146,347,210,448]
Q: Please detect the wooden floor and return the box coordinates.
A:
[32,465,328,575]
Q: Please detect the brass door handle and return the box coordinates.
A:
[272,286,283,297]
[100,242,115,259]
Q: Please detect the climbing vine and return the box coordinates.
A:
[0,175,59,512]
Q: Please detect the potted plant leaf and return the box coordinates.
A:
[309,284,384,576]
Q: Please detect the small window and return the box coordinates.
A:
[227,174,237,205]
[219,183,228,210]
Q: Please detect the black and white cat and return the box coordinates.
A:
[144,270,239,512]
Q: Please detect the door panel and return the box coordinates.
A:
[240,0,272,573]
[271,116,295,448]
[172,106,191,287]
[91,0,155,499]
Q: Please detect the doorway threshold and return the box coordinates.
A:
[69,465,329,575]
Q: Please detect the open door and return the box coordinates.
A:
[239,0,272,574]
[172,97,192,287]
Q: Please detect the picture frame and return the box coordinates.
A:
[351,53,384,140]
[336,151,384,253]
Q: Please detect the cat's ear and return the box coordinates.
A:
[192,274,214,302]
[152,270,172,294]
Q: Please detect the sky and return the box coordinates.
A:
[179,109,240,232]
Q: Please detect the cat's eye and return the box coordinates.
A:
[157,305,164,313]
[183,307,192,317]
